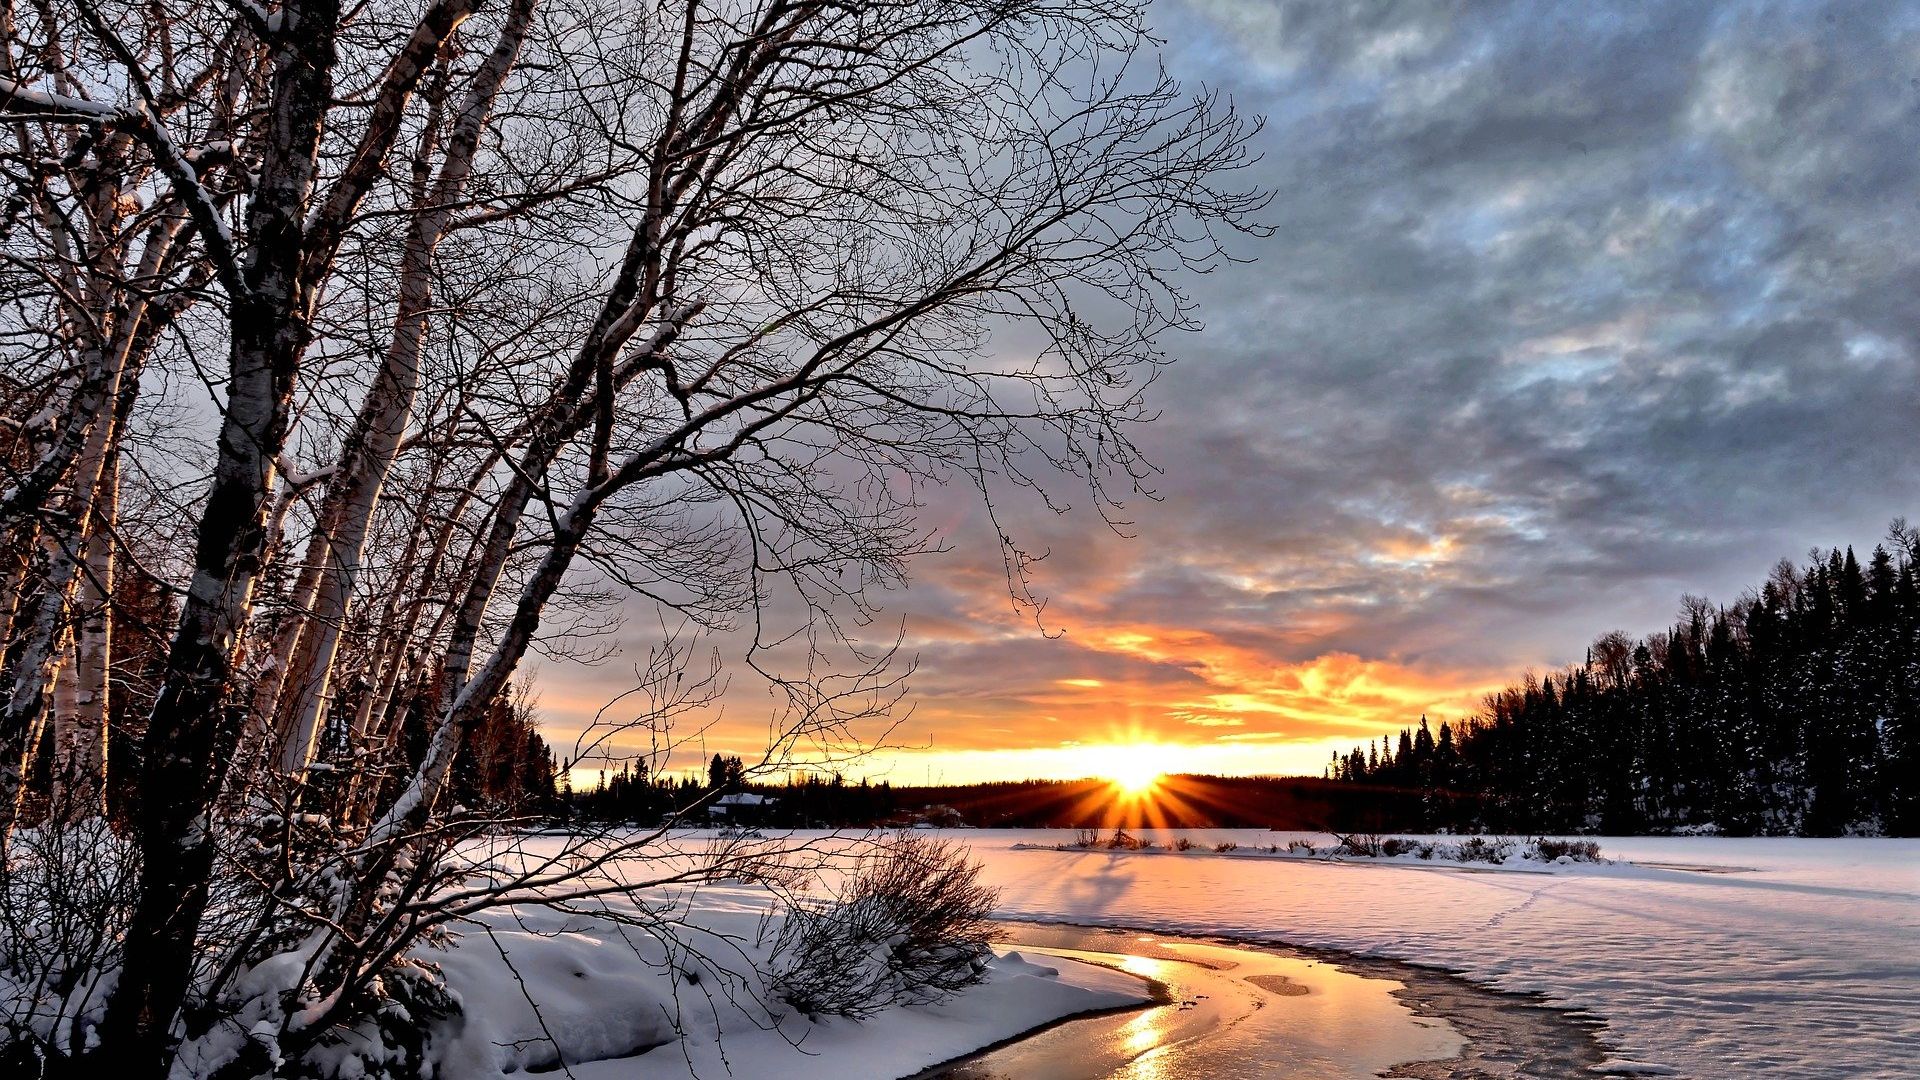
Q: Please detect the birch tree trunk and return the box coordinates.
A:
[0,157,187,824]
[0,325,140,830]
[92,8,338,1069]
[274,0,532,774]
[0,531,28,663]
[94,0,481,1065]
[48,445,114,820]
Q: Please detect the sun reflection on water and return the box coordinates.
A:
[1113,956,1180,1077]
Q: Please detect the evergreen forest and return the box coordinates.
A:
[1332,523,1920,836]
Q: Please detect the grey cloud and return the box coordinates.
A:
[549,1,1920,757]
[968,0,1920,671]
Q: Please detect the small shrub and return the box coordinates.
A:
[1380,837,1414,857]
[1285,839,1316,855]
[0,820,140,1066]
[1072,828,1100,848]
[1172,837,1196,851]
[767,835,996,1019]
[1332,833,1385,857]
[1531,837,1603,862]
[1214,841,1238,853]
[1104,828,1146,850]
[1414,841,1436,860]
[1457,836,1515,864]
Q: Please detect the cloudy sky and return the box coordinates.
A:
[550,0,1920,784]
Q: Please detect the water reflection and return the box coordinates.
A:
[924,931,1462,1080]
[1122,1006,1160,1057]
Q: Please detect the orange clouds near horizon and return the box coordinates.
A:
[544,640,1508,789]
[534,478,1530,787]
[879,649,1503,778]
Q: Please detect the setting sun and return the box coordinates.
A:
[1085,745,1165,797]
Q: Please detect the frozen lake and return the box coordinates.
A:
[461,827,1914,1079]
[953,830,1920,1079]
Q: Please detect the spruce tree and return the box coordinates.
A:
[1327,521,1918,836]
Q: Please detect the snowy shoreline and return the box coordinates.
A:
[929,922,1610,1080]
[414,829,1914,1079]
[900,956,1174,1080]
[1009,831,1611,872]
[420,842,1158,1080]
[431,924,1156,1080]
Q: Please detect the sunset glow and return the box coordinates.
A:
[1086,745,1165,797]
[524,0,1920,794]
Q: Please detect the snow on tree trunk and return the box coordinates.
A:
[93,14,338,1074]
[92,0,484,1064]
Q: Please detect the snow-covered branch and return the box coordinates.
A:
[0,77,125,122]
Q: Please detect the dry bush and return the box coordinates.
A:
[0,820,137,1066]
[1457,836,1516,864]
[766,835,996,1020]
[1332,832,1386,857]
[1531,838,1603,862]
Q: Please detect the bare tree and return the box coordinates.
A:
[1,0,1265,1075]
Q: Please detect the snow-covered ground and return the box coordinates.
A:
[958,830,1919,1080]
[425,840,1147,1080]
[425,830,1912,1079]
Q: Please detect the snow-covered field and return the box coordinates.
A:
[426,830,1913,1079]
[960,830,1919,1080]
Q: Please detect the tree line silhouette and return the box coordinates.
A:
[572,755,900,827]
[1333,522,1920,836]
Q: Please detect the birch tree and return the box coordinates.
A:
[1,0,1265,1075]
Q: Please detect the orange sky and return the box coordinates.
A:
[834,628,1509,786]
[541,500,1520,789]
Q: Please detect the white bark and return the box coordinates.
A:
[273,0,534,774]
[0,207,182,830]
[48,449,114,820]
[4,321,140,827]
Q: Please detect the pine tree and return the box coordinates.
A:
[1329,522,1919,836]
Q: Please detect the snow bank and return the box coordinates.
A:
[423,828,1912,1079]
[424,872,1147,1080]
[1017,830,1605,867]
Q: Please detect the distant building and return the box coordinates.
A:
[707,792,776,824]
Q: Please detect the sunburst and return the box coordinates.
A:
[1085,744,1165,798]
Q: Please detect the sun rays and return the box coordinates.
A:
[1051,741,1260,828]
[1084,744,1166,798]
